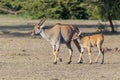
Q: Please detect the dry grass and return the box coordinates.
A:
[0,17,120,80]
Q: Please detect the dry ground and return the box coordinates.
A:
[0,19,120,80]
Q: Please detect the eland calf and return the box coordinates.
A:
[31,18,81,64]
[75,32,104,64]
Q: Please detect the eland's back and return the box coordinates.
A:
[48,23,79,43]
[81,34,104,47]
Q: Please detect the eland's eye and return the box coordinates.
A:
[36,26,40,29]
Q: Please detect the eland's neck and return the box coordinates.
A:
[40,26,52,41]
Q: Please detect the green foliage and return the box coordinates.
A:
[82,0,120,20]
[0,0,120,20]
[110,0,120,20]
[0,0,22,10]
[81,0,106,20]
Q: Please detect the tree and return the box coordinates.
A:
[0,0,88,19]
[82,0,115,32]
[0,0,120,29]
[110,0,120,20]
[0,0,22,12]
[103,0,115,32]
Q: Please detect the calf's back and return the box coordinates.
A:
[81,34,104,47]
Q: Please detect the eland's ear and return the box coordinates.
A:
[78,31,82,36]
[72,32,80,40]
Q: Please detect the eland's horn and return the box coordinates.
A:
[38,18,46,25]
[40,17,47,26]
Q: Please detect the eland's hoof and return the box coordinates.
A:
[77,61,83,64]
[53,62,57,64]
[67,61,71,64]
[89,62,92,64]
[101,62,104,64]
[95,61,98,64]
[59,58,62,62]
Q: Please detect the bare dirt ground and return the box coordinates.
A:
[0,18,120,80]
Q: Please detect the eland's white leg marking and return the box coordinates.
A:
[77,47,84,63]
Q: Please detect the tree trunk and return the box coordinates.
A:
[103,0,115,32]
[107,13,115,32]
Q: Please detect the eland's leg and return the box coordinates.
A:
[52,45,57,64]
[52,43,62,64]
[78,47,84,64]
[95,44,104,64]
[52,45,59,64]
[66,42,73,64]
[87,47,92,64]
[56,43,62,62]
[73,39,81,52]
[73,39,83,63]
[101,50,104,64]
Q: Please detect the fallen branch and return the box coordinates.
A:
[0,7,21,15]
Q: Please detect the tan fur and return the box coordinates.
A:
[78,34,104,64]
[31,19,81,64]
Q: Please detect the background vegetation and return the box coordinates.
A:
[0,0,119,20]
[0,0,120,32]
